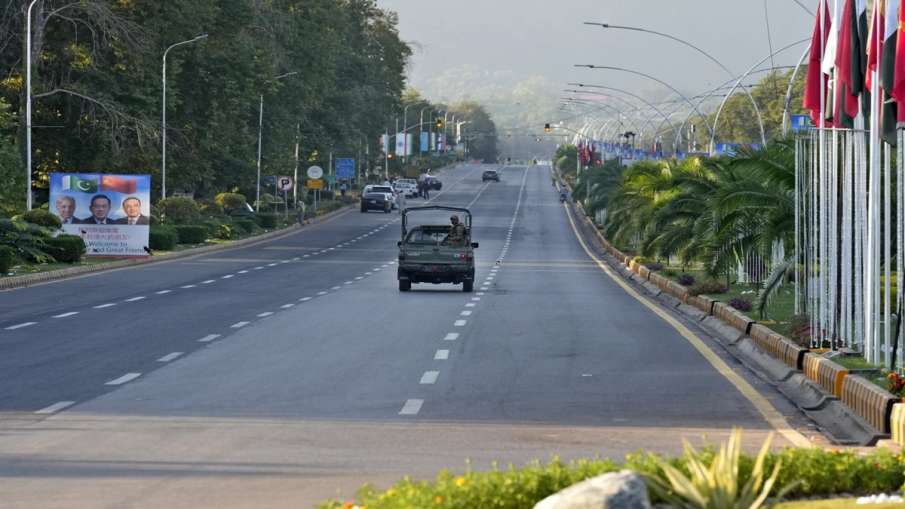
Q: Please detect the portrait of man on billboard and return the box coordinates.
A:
[115,196,149,225]
[54,195,77,224]
[79,194,114,225]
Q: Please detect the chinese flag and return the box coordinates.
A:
[101,176,137,194]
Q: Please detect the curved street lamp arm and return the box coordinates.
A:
[574,64,715,138]
[583,22,766,145]
[709,38,809,153]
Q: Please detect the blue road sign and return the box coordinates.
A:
[791,114,814,132]
[335,158,355,180]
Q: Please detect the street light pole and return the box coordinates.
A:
[162,33,207,202]
[255,71,298,211]
[402,104,412,163]
[24,0,41,210]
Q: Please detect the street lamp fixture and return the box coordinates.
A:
[161,33,208,202]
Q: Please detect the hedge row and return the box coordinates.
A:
[318,448,905,509]
[45,235,86,263]
[0,245,13,274]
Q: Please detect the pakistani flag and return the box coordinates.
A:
[62,175,99,193]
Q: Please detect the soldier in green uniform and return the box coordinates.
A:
[446,214,467,246]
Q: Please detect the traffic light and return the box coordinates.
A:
[435,118,444,129]
[544,123,551,133]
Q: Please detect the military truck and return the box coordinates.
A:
[397,206,478,292]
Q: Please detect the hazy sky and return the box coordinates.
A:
[376,0,815,100]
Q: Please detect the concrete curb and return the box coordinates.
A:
[0,204,355,292]
[564,198,891,446]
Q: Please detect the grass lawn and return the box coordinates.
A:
[775,497,904,508]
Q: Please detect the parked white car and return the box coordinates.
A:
[394,179,419,198]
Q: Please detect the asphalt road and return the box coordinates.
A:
[0,163,813,508]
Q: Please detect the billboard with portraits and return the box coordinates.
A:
[49,173,151,257]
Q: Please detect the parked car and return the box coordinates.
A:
[394,179,419,198]
[423,176,442,190]
[482,169,500,182]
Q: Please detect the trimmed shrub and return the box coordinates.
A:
[214,224,233,240]
[689,280,729,296]
[0,245,14,274]
[233,218,258,234]
[44,235,85,263]
[149,226,178,251]
[729,297,753,312]
[215,192,247,212]
[677,274,696,286]
[22,209,62,229]
[0,218,52,262]
[158,197,201,225]
[256,213,278,229]
[644,262,663,271]
[174,225,207,245]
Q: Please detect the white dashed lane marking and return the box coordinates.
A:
[399,399,423,415]
[434,349,449,360]
[202,280,216,284]
[52,312,79,318]
[180,285,196,289]
[268,263,278,267]
[93,303,116,309]
[156,290,172,295]
[317,291,328,296]
[300,297,313,302]
[238,270,249,274]
[35,401,75,415]
[105,373,141,386]
[222,274,235,279]
[420,371,439,384]
[157,352,183,362]
[125,296,146,302]
[331,286,341,290]
[281,304,294,309]
[465,303,476,307]
[460,310,472,316]
[454,320,467,327]
[230,321,250,329]
[257,312,274,318]
[198,334,221,343]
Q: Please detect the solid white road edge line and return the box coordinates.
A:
[35,401,76,414]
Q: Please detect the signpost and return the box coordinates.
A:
[277,176,293,218]
[307,166,324,212]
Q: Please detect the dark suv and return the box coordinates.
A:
[482,169,500,182]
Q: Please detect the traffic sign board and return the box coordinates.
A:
[277,176,293,192]
[307,179,323,189]
[307,166,324,179]
[335,158,355,179]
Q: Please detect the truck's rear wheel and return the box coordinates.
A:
[399,279,411,292]
[463,279,473,293]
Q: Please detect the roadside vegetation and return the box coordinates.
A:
[319,431,905,509]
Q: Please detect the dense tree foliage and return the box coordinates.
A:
[0,0,428,208]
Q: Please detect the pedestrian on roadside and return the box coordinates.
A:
[422,180,430,200]
[340,181,348,198]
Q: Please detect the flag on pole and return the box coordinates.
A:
[836,0,858,127]
[892,0,905,121]
[866,0,884,92]
[805,0,833,126]
[881,0,900,143]
[824,0,845,75]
